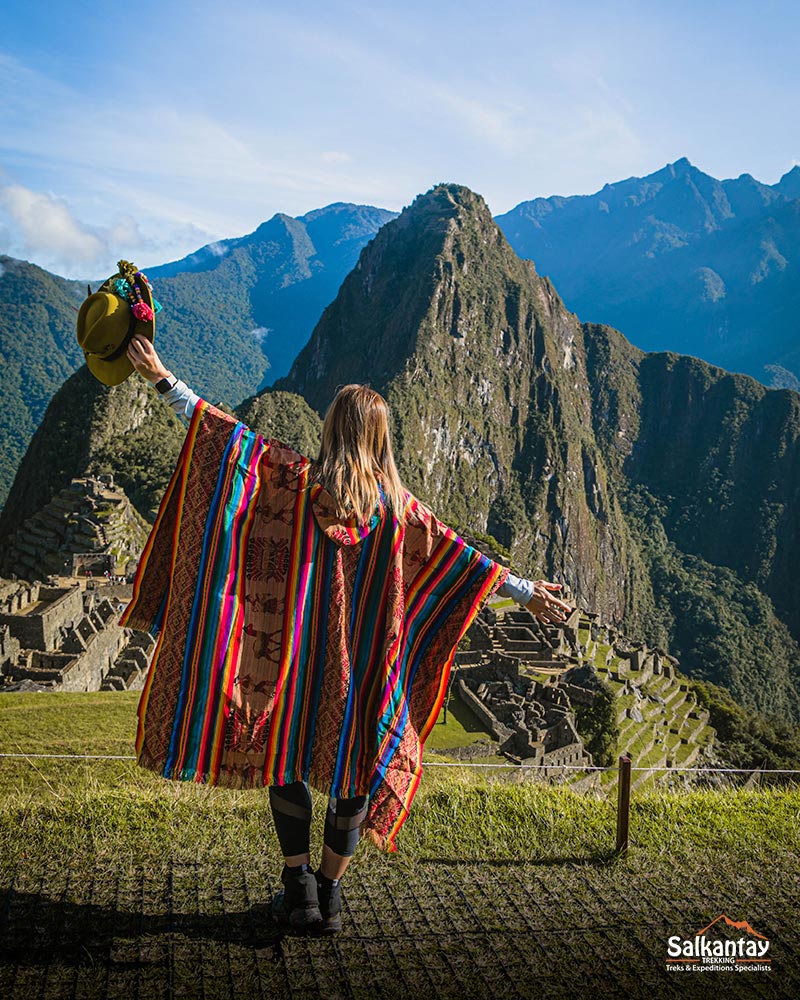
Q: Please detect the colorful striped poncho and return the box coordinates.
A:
[121,399,508,851]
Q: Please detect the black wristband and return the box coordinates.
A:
[155,376,176,394]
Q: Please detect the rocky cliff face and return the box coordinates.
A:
[279,183,800,722]
[278,184,643,612]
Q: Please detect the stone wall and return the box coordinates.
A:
[456,650,592,767]
[0,585,84,652]
[0,576,154,693]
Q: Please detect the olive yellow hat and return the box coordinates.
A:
[76,260,159,386]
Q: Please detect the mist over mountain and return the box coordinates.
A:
[496,158,800,388]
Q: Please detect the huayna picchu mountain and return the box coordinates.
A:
[277,183,800,723]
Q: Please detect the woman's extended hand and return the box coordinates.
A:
[525,580,574,625]
[127,334,172,384]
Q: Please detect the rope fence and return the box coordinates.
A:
[2,752,799,773]
[1,750,797,856]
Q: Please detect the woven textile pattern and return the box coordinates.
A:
[121,400,509,851]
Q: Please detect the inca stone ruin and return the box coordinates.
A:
[0,479,718,792]
[0,475,156,693]
[0,475,149,583]
[449,599,716,788]
[0,578,154,693]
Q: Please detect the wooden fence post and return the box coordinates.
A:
[616,754,632,854]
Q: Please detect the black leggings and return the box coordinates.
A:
[269,781,369,858]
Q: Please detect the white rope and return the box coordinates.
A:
[0,752,797,775]
[0,752,136,760]
[628,765,800,774]
[425,762,610,770]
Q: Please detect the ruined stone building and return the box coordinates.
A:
[0,475,149,583]
[0,578,154,693]
[454,604,593,768]
[453,599,716,784]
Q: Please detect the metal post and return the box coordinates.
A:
[616,754,632,854]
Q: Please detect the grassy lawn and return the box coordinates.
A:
[424,691,494,753]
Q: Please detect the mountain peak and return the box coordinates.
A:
[774,163,800,198]
[276,182,515,412]
[412,182,491,214]
[670,155,693,172]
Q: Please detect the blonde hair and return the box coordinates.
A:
[311,384,408,525]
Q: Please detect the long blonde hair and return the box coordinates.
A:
[310,384,407,524]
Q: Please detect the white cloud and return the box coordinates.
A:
[0,185,105,269]
[0,183,218,279]
[249,327,271,343]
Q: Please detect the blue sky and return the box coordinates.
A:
[1,0,798,277]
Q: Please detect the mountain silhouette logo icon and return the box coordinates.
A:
[696,914,767,939]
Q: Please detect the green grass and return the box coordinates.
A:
[424,693,494,752]
[0,692,798,867]
[1,692,799,1000]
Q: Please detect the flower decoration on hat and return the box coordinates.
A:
[111,259,163,320]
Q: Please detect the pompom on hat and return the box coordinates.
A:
[76,260,161,386]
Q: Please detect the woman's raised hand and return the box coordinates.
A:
[524,580,574,625]
[127,334,172,384]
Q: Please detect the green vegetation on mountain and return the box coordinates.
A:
[0,367,185,542]
[570,678,619,768]
[496,157,800,387]
[693,679,800,773]
[0,367,323,553]
[235,389,322,457]
[0,258,86,513]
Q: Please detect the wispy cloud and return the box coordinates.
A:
[1,2,796,273]
[0,182,216,278]
[0,185,105,273]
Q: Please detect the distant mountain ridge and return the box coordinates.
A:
[3,182,800,727]
[147,201,397,384]
[4,157,798,517]
[0,202,394,508]
[495,157,800,386]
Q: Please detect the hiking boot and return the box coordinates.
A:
[271,865,322,931]
[315,871,343,934]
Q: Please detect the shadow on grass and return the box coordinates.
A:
[416,849,621,868]
[0,889,300,967]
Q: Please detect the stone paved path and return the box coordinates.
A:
[1,851,797,1000]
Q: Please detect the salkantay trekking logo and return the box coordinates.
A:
[666,914,771,974]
